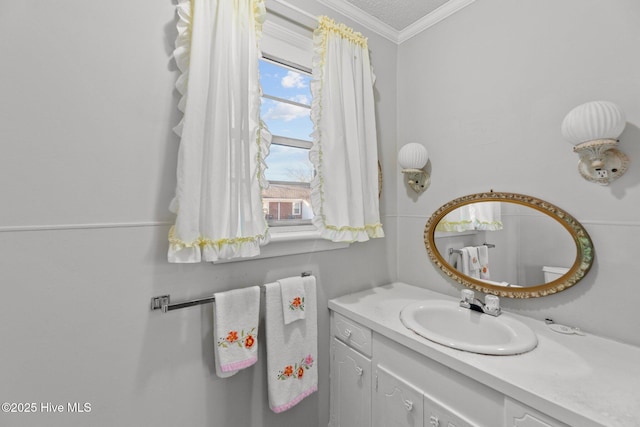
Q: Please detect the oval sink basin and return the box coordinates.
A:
[400,300,538,355]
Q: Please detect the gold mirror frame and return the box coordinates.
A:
[424,192,594,298]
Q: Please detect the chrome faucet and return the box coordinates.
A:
[460,289,501,317]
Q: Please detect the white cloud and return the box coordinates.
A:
[263,101,308,122]
[290,94,310,105]
[281,71,307,89]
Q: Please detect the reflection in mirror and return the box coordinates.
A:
[436,202,503,232]
[435,202,576,287]
[424,193,594,298]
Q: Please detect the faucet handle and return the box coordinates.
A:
[484,295,500,313]
[461,289,475,303]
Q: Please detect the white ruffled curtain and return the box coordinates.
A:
[310,17,384,242]
[436,202,503,232]
[168,0,271,262]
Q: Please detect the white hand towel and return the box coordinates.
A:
[265,275,318,413]
[213,286,260,378]
[477,245,490,279]
[278,276,306,325]
[465,246,481,278]
[458,248,470,276]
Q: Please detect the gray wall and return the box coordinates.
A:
[0,1,397,426]
[396,0,640,346]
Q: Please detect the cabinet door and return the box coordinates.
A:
[505,398,569,427]
[373,364,424,427]
[330,338,372,427]
[423,392,474,427]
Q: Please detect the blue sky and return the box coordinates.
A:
[265,145,313,182]
[259,60,314,182]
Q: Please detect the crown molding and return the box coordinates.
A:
[398,0,476,43]
[316,0,401,43]
[316,0,476,45]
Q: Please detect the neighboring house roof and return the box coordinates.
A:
[262,181,311,201]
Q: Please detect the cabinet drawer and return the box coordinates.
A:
[331,312,372,357]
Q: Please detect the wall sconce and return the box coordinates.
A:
[561,101,628,185]
[398,143,430,193]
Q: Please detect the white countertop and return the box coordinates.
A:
[328,282,640,427]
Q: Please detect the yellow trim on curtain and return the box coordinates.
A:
[169,226,268,250]
[309,16,384,243]
[317,16,368,48]
[167,0,271,262]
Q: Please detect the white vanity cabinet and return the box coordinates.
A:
[372,333,499,427]
[329,283,640,427]
[329,312,373,427]
[330,309,501,427]
[329,304,568,427]
[374,363,480,427]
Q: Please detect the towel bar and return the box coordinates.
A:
[150,271,312,313]
[449,243,495,255]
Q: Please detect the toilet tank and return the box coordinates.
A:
[542,266,569,283]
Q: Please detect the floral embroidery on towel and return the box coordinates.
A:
[288,296,305,311]
[277,354,314,380]
[218,328,256,349]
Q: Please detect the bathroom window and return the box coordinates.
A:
[209,20,350,263]
[259,56,314,228]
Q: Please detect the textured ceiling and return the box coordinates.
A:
[343,0,450,30]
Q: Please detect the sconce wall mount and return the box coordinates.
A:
[573,139,629,184]
[402,168,431,193]
[398,143,430,193]
[562,101,628,186]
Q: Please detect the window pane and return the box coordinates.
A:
[262,182,312,226]
[259,59,312,142]
[260,99,313,142]
[259,59,315,227]
[261,144,313,226]
[260,60,311,104]
[264,144,313,182]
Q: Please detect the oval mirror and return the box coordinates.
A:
[424,192,594,298]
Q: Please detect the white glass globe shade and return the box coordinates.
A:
[561,101,626,145]
[398,143,429,170]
